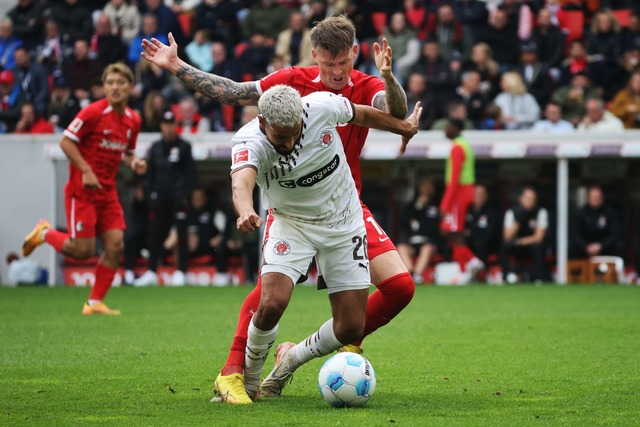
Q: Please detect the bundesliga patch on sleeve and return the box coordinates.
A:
[233,149,249,164]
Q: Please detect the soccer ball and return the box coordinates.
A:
[317,352,376,407]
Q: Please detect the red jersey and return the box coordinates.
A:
[63,98,140,198]
[258,66,385,194]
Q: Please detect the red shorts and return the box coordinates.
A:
[440,187,474,233]
[64,190,126,238]
[362,204,397,260]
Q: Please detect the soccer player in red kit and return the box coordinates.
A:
[22,63,147,315]
[141,16,415,403]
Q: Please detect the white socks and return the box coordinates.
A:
[244,320,278,392]
[288,319,344,372]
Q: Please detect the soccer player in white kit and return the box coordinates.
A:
[229,85,421,402]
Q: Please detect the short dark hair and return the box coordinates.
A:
[448,118,464,132]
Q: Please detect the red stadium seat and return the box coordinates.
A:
[612,9,632,28]
[178,12,193,38]
[372,12,387,36]
[557,9,584,43]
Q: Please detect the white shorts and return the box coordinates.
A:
[261,213,371,294]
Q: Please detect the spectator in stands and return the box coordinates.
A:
[186,28,214,72]
[494,71,541,129]
[531,7,565,73]
[275,11,313,68]
[344,0,378,42]
[572,184,624,259]
[62,39,103,109]
[587,9,625,99]
[91,14,127,68]
[577,97,625,133]
[5,252,47,286]
[50,0,93,44]
[495,0,535,41]
[410,39,458,116]
[403,0,429,41]
[135,57,170,102]
[140,90,168,132]
[501,186,551,283]
[47,71,80,132]
[135,110,197,287]
[432,99,475,131]
[240,105,260,126]
[397,179,442,285]
[559,40,591,85]
[241,0,290,43]
[551,71,602,126]
[11,46,48,118]
[140,0,186,46]
[383,11,420,85]
[531,101,575,133]
[174,96,211,134]
[517,40,553,107]
[477,8,520,71]
[465,183,502,266]
[622,10,640,53]
[123,180,148,285]
[608,71,640,129]
[103,0,141,45]
[13,102,54,134]
[0,18,23,71]
[450,70,489,128]
[192,0,240,50]
[304,0,330,28]
[461,42,501,99]
[165,0,201,14]
[36,20,68,74]
[453,0,489,41]
[478,103,504,130]
[0,70,25,134]
[128,13,168,67]
[237,32,275,81]
[429,3,474,63]
[405,72,435,130]
[7,0,43,51]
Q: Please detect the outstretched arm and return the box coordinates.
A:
[371,38,408,119]
[141,32,260,106]
[231,167,263,234]
[352,101,422,149]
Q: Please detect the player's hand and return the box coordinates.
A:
[141,32,179,70]
[237,212,264,234]
[82,169,102,190]
[374,38,393,79]
[131,158,148,175]
[399,101,423,155]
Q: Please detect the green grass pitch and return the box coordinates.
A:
[1,284,639,426]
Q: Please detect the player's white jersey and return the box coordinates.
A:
[230,91,362,226]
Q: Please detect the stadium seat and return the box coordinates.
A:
[372,12,387,36]
[612,9,632,28]
[178,13,193,39]
[557,9,584,43]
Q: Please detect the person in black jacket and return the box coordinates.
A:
[465,184,502,265]
[500,186,551,283]
[572,185,624,258]
[134,110,197,286]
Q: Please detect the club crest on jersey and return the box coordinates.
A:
[320,130,334,148]
[75,221,83,232]
[234,149,249,164]
[273,240,291,255]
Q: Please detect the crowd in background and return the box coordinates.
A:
[4,0,640,284]
[2,0,640,135]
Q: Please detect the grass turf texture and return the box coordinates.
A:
[1,285,639,426]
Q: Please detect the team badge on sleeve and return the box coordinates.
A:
[320,130,334,148]
[233,149,249,164]
[273,240,291,255]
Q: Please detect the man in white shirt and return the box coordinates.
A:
[577,98,625,133]
[531,101,575,133]
[228,85,421,403]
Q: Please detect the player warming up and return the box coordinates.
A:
[141,15,417,403]
[227,85,421,404]
[22,63,146,315]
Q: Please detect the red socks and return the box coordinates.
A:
[452,244,475,272]
[358,272,415,345]
[89,263,117,301]
[44,229,68,253]
[221,278,262,375]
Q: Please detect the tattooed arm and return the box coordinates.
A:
[372,38,408,119]
[141,32,260,106]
